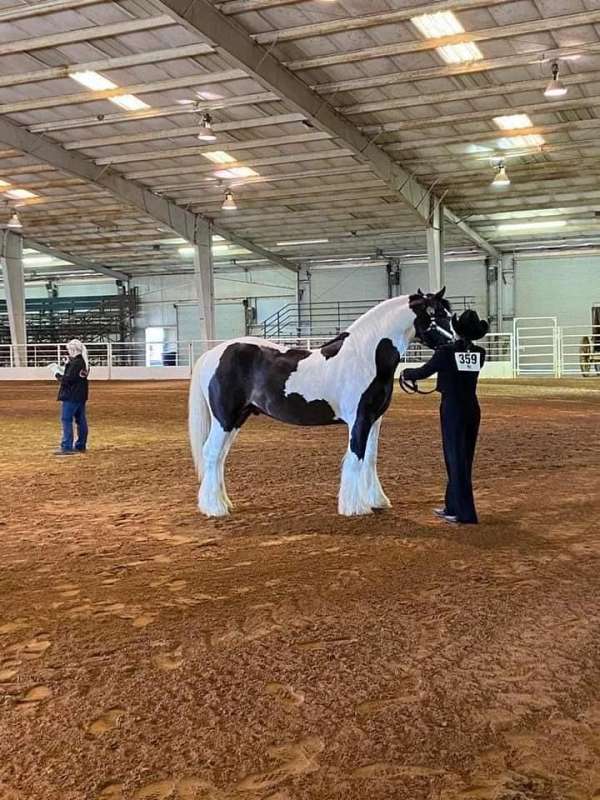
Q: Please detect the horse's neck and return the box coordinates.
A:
[348,297,412,355]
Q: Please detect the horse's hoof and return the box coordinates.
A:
[198,503,230,518]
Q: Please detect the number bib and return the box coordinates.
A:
[455,351,481,372]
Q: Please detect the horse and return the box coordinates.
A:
[188,289,453,518]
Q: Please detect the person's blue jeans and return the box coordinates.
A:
[60,401,88,452]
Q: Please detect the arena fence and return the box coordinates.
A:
[0,332,516,381]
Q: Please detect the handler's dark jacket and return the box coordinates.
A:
[403,340,486,399]
[56,354,89,403]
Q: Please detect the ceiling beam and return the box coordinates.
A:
[24,239,130,281]
[93,131,332,165]
[154,0,499,257]
[125,148,356,180]
[0,15,175,56]
[64,113,306,150]
[0,0,111,21]
[346,72,600,117]
[314,42,600,94]
[0,44,215,89]
[29,92,281,133]
[284,9,600,71]
[0,71,245,115]
[253,0,510,44]
[0,116,298,272]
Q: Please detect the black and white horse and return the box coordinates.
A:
[189,290,453,517]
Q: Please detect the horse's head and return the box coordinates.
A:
[409,287,454,349]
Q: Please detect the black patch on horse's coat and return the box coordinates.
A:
[350,338,400,460]
[320,332,350,360]
[209,342,340,432]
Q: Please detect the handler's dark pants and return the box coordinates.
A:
[440,395,480,524]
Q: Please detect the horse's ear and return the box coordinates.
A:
[435,286,446,300]
[417,287,424,296]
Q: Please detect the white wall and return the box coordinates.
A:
[307,259,488,314]
[514,255,600,326]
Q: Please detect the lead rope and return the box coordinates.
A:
[399,373,437,396]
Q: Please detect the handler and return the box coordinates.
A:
[48,339,90,456]
[401,309,489,524]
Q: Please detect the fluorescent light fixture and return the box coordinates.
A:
[411,11,464,37]
[411,11,483,64]
[545,62,567,98]
[213,235,225,242]
[0,179,11,189]
[178,246,195,257]
[111,94,149,111]
[213,167,259,179]
[221,190,237,211]
[437,42,483,64]
[496,134,545,149]
[70,70,115,91]
[69,70,149,112]
[497,220,567,232]
[493,114,534,130]
[5,188,37,199]
[196,90,223,101]
[202,150,236,164]
[276,238,330,246]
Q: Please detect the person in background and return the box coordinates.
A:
[48,339,90,456]
[401,310,489,525]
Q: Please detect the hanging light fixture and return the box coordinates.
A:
[6,210,22,229]
[491,161,510,188]
[197,112,217,142]
[221,190,237,210]
[544,62,567,98]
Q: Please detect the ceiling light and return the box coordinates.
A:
[202,150,236,164]
[221,190,237,211]
[214,167,259,179]
[111,95,149,111]
[197,112,217,142]
[493,114,534,130]
[411,11,464,37]
[178,246,195,257]
[196,91,223,101]
[0,179,11,189]
[276,238,330,246]
[436,42,483,64]
[497,220,567,232]
[491,162,510,188]
[5,188,37,200]
[496,134,545,149]
[69,70,149,112]
[545,62,567,98]
[411,11,483,64]
[6,211,22,229]
[70,70,115,91]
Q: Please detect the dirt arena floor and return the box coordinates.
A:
[1,378,600,800]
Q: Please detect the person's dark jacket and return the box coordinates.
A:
[403,339,486,400]
[56,354,89,403]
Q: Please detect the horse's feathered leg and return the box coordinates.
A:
[338,415,374,517]
[361,418,391,509]
[199,420,235,517]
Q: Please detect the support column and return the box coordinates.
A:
[2,230,26,366]
[192,219,215,344]
[498,253,513,333]
[426,199,445,291]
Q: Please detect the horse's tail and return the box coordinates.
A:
[188,352,211,479]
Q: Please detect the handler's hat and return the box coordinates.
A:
[452,309,489,341]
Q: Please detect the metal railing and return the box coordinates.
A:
[252,295,476,339]
[560,324,600,376]
[0,331,516,377]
